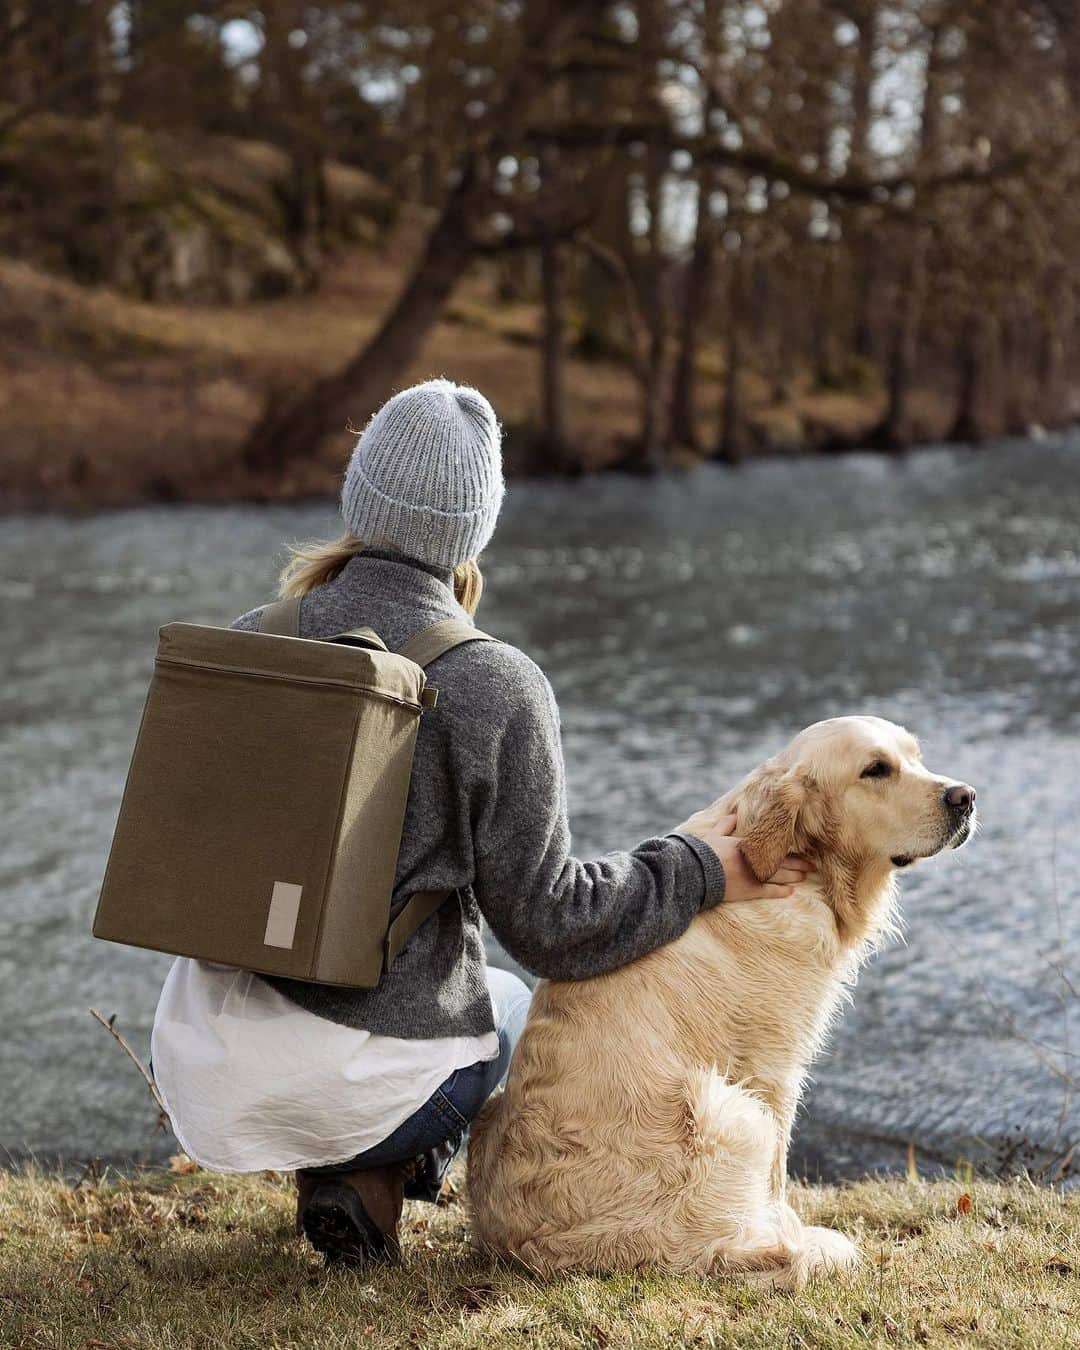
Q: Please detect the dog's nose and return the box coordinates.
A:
[944,783,976,813]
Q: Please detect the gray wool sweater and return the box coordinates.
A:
[231,549,726,1038]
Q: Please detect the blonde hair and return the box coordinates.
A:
[278,532,484,617]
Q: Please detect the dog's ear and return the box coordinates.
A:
[737,762,807,882]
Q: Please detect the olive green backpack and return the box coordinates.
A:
[93,596,493,987]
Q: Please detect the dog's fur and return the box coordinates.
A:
[468,716,976,1290]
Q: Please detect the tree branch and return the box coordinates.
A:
[89,1007,171,1133]
[468,203,595,254]
[526,121,1046,204]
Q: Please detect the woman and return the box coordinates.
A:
[151,379,808,1267]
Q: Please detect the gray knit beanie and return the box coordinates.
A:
[340,379,504,569]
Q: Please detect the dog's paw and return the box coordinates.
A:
[802,1225,860,1272]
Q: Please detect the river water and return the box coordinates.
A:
[2,434,1078,1180]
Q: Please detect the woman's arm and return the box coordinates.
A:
[466,648,728,981]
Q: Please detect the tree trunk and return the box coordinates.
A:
[630,0,669,470]
[578,157,634,358]
[999,311,1029,434]
[263,0,324,286]
[715,251,746,463]
[539,233,568,461]
[1037,267,1071,422]
[637,152,669,469]
[639,320,669,470]
[634,136,669,469]
[871,15,944,448]
[668,4,721,452]
[812,243,841,386]
[1038,316,1066,416]
[572,5,630,361]
[716,323,743,463]
[849,1,879,360]
[852,235,878,361]
[669,167,716,451]
[290,138,326,286]
[91,0,120,285]
[416,72,445,207]
[243,162,479,473]
[877,224,929,447]
[948,310,999,443]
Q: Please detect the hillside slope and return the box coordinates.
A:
[0,122,902,509]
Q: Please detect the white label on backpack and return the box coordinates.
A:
[264,881,303,949]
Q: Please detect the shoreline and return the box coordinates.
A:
[3,425,1076,519]
[6,241,1076,516]
[7,1117,1067,1191]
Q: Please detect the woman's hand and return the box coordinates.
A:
[677,806,810,901]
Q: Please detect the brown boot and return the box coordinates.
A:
[294,1170,322,1236]
[297,1164,410,1267]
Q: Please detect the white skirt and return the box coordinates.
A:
[151,957,498,1173]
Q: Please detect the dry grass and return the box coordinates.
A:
[0,1164,1075,1349]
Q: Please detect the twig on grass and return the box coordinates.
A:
[72,1157,105,1193]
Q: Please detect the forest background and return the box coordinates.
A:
[2,0,1077,507]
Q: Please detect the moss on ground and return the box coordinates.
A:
[0,1165,1075,1348]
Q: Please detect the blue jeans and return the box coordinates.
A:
[307,965,531,1199]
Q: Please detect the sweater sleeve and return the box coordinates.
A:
[467,650,726,981]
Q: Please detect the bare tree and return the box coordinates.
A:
[668,0,723,452]
[715,229,747,462]
[242,0,607,475]
[2,0,1075,482]
[873,9,950,448]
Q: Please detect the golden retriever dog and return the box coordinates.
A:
[468,716,977,1290]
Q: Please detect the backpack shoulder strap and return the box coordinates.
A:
[381,621,498,969]
[383,888,451,971]
[257,599,387,652]
[332,627,388,652]
[397,619,496,669]
[257,596,301,637]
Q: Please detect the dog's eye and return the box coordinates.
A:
[861,760,892,779]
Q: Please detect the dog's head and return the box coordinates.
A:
[735,716,976,943]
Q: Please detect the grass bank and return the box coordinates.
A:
[1,1164,1075,1348]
